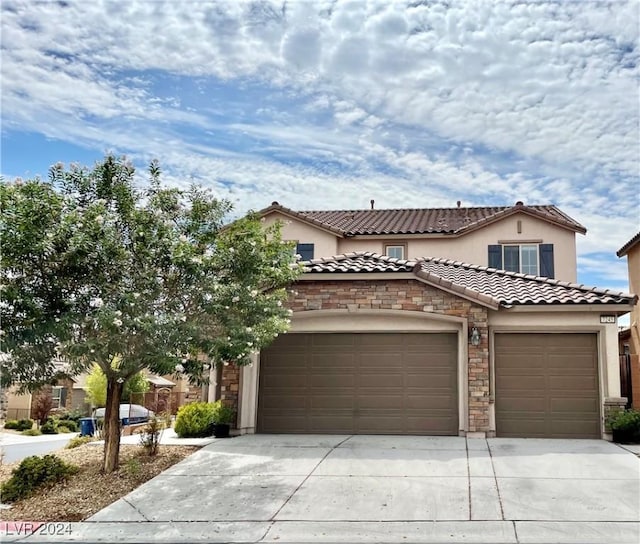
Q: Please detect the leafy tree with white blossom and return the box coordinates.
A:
[0,155,300,472]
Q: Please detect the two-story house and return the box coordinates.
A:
[216,202,637,440]
[261,200,582,281]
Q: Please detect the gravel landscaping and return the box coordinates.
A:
[0,442,199,521]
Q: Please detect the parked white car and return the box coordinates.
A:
[93,404,154,424]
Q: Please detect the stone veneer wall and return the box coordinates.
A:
[219,364,240,427]
[220,279,491,434]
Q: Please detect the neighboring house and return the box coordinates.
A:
[4,370,199,420]
[617,231,640,409]
[260,200,586,281]
[210,202,637,440]
[4,360,90,420]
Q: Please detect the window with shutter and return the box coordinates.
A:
[539,244,555,278]
[488,245,502,269]
[488,243,552,276]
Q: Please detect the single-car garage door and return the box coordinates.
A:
[258,332,458,435]
[495,333,600,439]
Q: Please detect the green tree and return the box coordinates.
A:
[1,155,300,472]
[85,364,149,407]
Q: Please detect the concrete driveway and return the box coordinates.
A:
[16,435,640,543]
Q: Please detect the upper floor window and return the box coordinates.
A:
[296,243,314,261]
[488,243,554,278]
[385,245,405,260]
[51,386,67,410]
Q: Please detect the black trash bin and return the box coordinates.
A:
[79,417,96,437]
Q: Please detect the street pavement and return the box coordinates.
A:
[3,434,640,543]
[0,432,79,464]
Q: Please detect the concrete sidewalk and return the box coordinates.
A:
[7,435,640,543]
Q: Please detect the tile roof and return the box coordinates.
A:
[302,252,636,310]
[262,202,586,236]
[617,231,640,257]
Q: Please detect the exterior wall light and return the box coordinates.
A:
[470,327,481,346]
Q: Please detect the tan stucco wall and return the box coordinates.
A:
[267,211,578,281]
[262,211,339,258]
[626,245,640,355]
[5,388,32,419]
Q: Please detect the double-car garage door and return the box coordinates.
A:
[258,332,458,435]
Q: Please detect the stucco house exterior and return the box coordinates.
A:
[211,202,636,440]
[617,231,640,409]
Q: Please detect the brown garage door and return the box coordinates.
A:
[258,333,458,435]
[495,333,600,439]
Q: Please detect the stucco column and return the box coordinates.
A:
[237,352,259,434]
[604,322,622,398]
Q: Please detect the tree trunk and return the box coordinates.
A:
[103,378,124,473]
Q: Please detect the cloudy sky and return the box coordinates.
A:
[1,0,638,294]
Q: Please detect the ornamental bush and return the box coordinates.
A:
[6,419,35,431]
[174,402,215,438]
[66,436,93,449]
[0,455,78,503]
[56,419,78,432]
[40,421,58,434]
[211,400,235,425]
[607,409,640,443]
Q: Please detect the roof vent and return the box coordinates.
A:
[271,201,279,206]
[515,200,524,206]
[370,199,375,210]
[457,200,461,208]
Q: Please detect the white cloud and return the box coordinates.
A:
[1,0,638,288]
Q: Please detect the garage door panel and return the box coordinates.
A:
[258,332,458,435]
[498,396,545,412]
[260,374,308,388]
[265,353,305,369]
[497,375,546,390]
[406,414,457,433]
[358,374,403,387]
[311,353,355,368]
[312,334,356,348]
[550,398,599,412]
[495,333,599,439]
[310,395,354,409]
[548,376,597,391]
[407,394,455,410]
[359,354,402,368]
[359,395,403,409]
[309,373,356,387]
[551,420,599,437]
[259,395,308,410]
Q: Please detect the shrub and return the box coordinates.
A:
[40,421,58,434]
[21,429,42,436]
[607,409,640,443]
[0,454,78,503]
[57,425,71,433]
[174,402,214,438]
[66,436,93,449]
[139,417,163,456]
[57,419,78,432]
[211,401,236,425]
[31,392,53,423]
[4,419,35,431]
[56,409,84,423]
